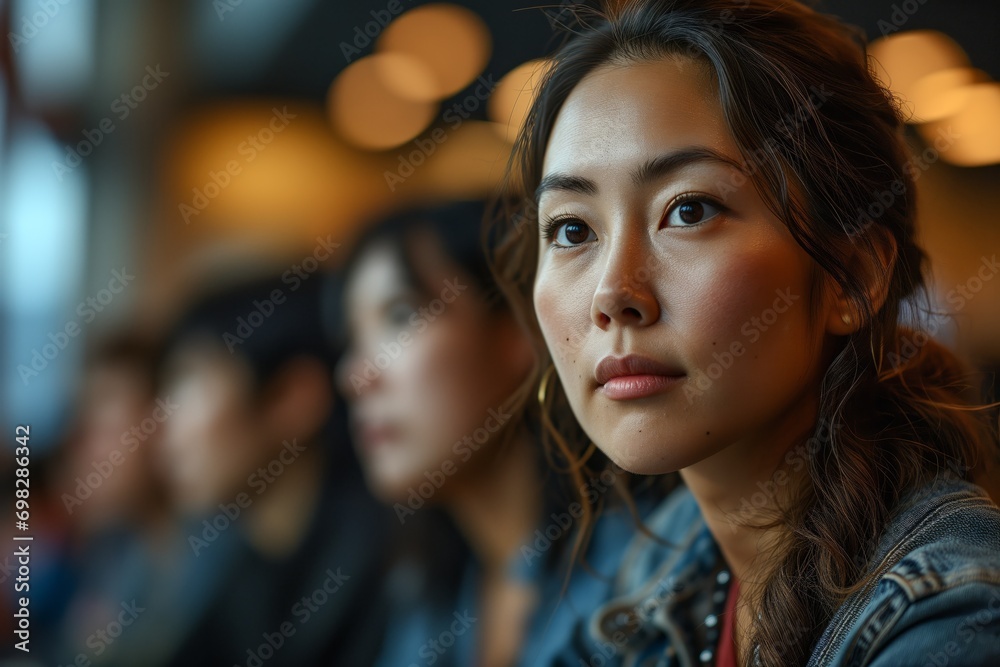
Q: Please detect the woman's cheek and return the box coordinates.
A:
[395,328,459,416]
[397,319,494,443]
[534,288,561,361]
[677,247,812,399]
[535,272,586,366]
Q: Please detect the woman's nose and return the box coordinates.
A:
[591,244,659,329]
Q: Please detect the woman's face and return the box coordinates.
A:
[337,234,531,503]
[533,57,843,475]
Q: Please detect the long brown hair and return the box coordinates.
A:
[486,0,999,664]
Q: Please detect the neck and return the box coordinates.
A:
[445,431,542,575]
[244,443,323,558]
[680,397,821,591]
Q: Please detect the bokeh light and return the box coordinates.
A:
[377,3,492,101]
[920,84,1000,166]
[908,68,990,123]
[869,30,969,119]
[489,59,551,144]
[328,53,439,150]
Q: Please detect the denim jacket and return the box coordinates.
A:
[374,498,655,667]
[553,477,1000,666]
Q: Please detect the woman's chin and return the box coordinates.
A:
[601,446,674,476]
[598,436,703,477]
[366,469,442,509]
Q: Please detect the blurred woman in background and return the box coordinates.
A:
[332,200,651,667]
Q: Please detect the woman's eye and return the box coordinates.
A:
[664,199,722,227]
[551,219,597,247]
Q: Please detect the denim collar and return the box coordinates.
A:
[589,476,996,667]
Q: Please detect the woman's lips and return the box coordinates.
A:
[357,421,399,452]
[595,354,685,400]
[601,374,684,399]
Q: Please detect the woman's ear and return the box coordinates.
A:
[826,227,898,335]
[260,356,334,443]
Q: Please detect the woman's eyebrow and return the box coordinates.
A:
[630,146,744,187]
[535,173,597,201]
[535,146,744,202]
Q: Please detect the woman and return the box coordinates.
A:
[332,201,650,667]
[488,1,1000,665]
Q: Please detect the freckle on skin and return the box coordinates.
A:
[706,431,710,436]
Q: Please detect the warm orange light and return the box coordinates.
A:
[162,103,386,238]
[909,68,990,123]
[377,3,492,101]
[411,120,512,197]
[922,84,1000,167]
[869,30,969,120]
[488,60,552,144]
[372,51,441,103]
[328,54,439,150]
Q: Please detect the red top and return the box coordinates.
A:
[715,578,741,667]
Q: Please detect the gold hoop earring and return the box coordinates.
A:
[537,364,557,407]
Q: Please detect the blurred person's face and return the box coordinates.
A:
[160,342,273,513]
[533,58,845,475]
[69,364,155,521]
[336,235,532,503]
